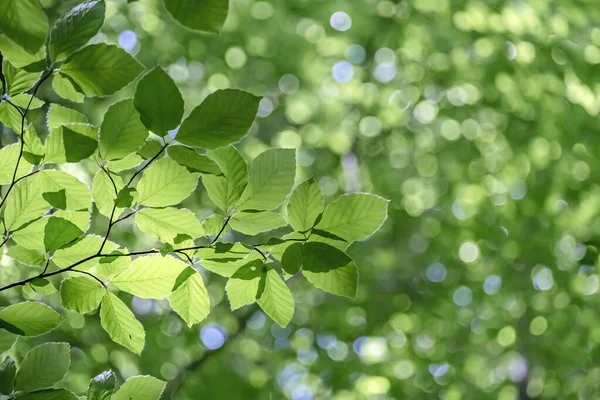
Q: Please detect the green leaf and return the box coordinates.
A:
[59,43,144,97]
[168,146,222,175]
[6,246,45,267]
[47,104,89,131]
[40,170,92,211]
[12,211,90,250]
[163,0,228,33]
[44,124,98,164]
[27,278,57,296]
[96,251,130,279]
[287,178,323,233]
[2,58,40,96]
[87,370,117,400]
[230,211,287,235]
[197,243,260,278]
[23,126,45,163]
[281,242,303,275]
[0,330,17,355]
[176,89,260,149]
[18,389,79,400]
[202,214,226,237]
[44,216,84,252]
[115,187,136,208]
[3,173,49,231]
[99,292,145,354]
[92,170,124,217]
[0,302,63,336]
[257,268,294,327]
[0,99,22,131]
[0,356,16,395]
[202,146,247,213]
[112,254,187,299]
[226,260,265,310]
[111,375,166,400]
[0,0,49,53]
[134,66,183,136]
[52,73,85,102]
[60,276,105,314]
[99,98,148,160]
[300,242,358,298]
[64,125,98,162]
[107,153,143,172]
[15,342,70,392]
[42,189,67,210]
[47,0,106,63]
[315,193,388,242]
[168,268,210,327]
[136,157,199,207]
[236,148,296,211]
[53,235,118,270]
[137,140,163,159]
[0,35,44,69]
[135,207,204,243]
[0,143,33,185]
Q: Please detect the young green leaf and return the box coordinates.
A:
[96,251,131,279]
[226,260,265,310]
[1,58,40,96]
[257,268,294,327]
[12,211,90,251]
[202,214,226,237]
[47,104,89,131]
[134,66,184,136]
[60,276,105,314]
[0,143,33,185]
[3,173,50,231]
[108,153,143,172]
[300,242,358,298]
[0,302,63,336]
[229,211,287,235]
[281,242,303,275]
[44,124,98,164]
[92,170,124,217]
[287,178,324,233]
[168,146,222,175]
[40,170,92,211]
[44,216,84,252]
[136,157,199,207]
[52,73,85,102]
[0,35,44,69]
[0,0,49,53]
[202,146,248,213]
[236,148,296,211]
[163,0,229,33]
[99,99,149,160]
[5,246,46,267]
[15,342,70,392]
[0,330,17,355]
[47,0,106,63]
[315,193,388,242]
[176,89,260,149]
[114,187,137,208]
[87,370,117,400]
[168,268,210,327]
[53,235,118,270]
[135,207,204,243]
[111,376,166,400]
[27,278,57,296]
[59,43,144,97]
[100,292,145,354]
[198,244,261,278]
[0,357,16,395]
[112,254,187,299]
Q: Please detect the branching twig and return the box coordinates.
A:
[126,143,168,186]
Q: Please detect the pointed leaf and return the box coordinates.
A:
[236,148,296,211]
[2,58,40,96]
[99,98,148,160]
[112,254,187,299]
[287,178,323,233]
[176,89,260,149]
[0,0,49,53]
[15,342,70,392]
[257,269,294,327]
[6,245,45,267]
[52,73,85,102]
[92,170,124,217]
[48,0,106,62]
[202,146,247,213]
[0,302,63,336]
[136,157,199,207]
[230,211,287,235]
[135,207,204,243]
[133,66,183,136]
[168,146,221,175]
[60,276,105,314]
[59,43,144,97]
[47,104,88,131]
[100,292,145,354]
[44,216,84,252]
[168,268,210,327]
[315,193,388,242]
[226,260,265,310]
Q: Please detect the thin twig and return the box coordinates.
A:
[73,269,107,288]
[126,143,168,186]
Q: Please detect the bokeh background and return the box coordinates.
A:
[4,0,600,398]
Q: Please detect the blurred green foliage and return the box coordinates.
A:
[3,0,600,398]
